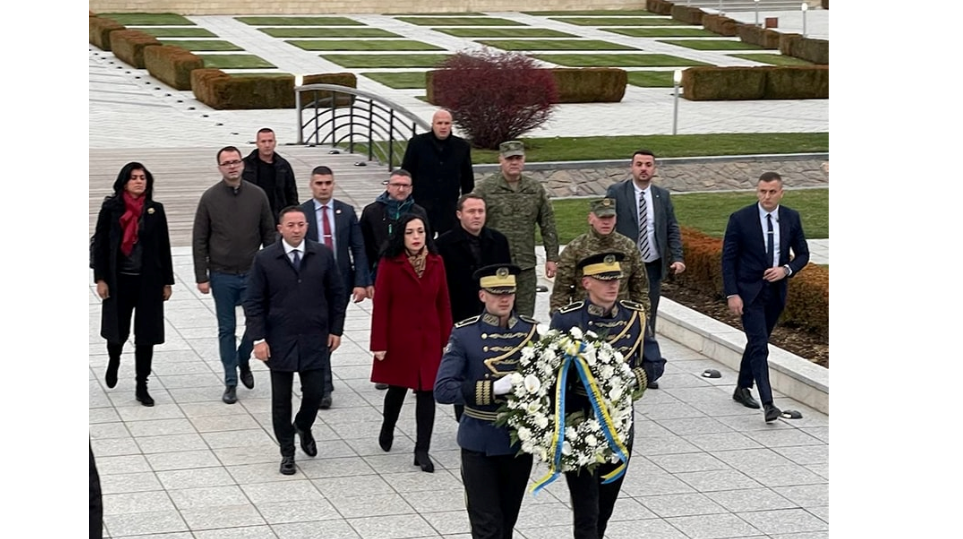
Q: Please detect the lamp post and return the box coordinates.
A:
[801,3,808,37]
[294,74,304,144]
[672,69,682,136]
[755,0,760,27]
[718,0,723,15]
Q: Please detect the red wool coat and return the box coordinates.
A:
[370,253,453,390]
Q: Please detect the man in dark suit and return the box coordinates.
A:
[606,149,685,389]
[242,127,299,222]
[300,166,373,409]
[722,172,810,423]
[244,206,347,474]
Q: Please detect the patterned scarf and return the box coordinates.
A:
[120,191,146,256]
[406,247,427,278]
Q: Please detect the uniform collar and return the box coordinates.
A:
[482,311,518,329]
[587,300,618,318]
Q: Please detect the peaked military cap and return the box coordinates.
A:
[499,140,525,158]
[590,198,617,217]
[473,264,521,295]
[578,252,625,281]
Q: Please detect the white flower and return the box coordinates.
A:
[511,372,524,385]
[569,326,584,340]
[600,365,615,380]
[585,330,598,339]
[562,441,573,456]
[609,386,624,401]
[565,426,578,440]
[583,346,597,366]
[538,447,548,462]
[526,401,542,414]
[534,414,549,429]
[536,324,550,336]
[598,348,613,364]
[521,347,535,361]
[517,427,532,442]
[521,441,535,454]
[524,374,541,394]
[542,349,557,364]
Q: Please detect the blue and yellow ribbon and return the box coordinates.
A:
[530,343,577,495]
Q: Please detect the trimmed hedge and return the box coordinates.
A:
[646,0,674,15]
[89,16,124,51]
[192,70,357,109]
[675,226,828,340]
[701,14,739,37]
[109,30,161,69]
[670,5,705,26]
[682,66,828,100]
[788,36,828,65]
[145,45,204,90]
[737,24,780,50]
[427,67,625,104]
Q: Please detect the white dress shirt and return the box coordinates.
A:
[757,203,781,268]
[633,182,659,263]
[313,199,337,260]
[282,239,304,265]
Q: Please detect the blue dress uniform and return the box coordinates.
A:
[549,252,665,539]
[435,265,537,539]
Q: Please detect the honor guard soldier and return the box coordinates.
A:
[550,251,666,539]
[434,264,538,539]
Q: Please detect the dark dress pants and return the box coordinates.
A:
[90,442,103,539]
[461,449,534,539]
[565,432,634,539]
[644,260,663,335]
[271,368,325,456]
[737,283,785,405]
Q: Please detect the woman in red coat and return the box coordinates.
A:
[371,214,452,473]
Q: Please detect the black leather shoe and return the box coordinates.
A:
[135,386,154,407]
[222,386,237,405]
[295,424,318,457]
[414,451,434,473]
[379,424,393,452]
[319,395,332,410]
[105,359,120,389]
[732,387,761,409]
[239,367,255,390]
[279,456,296,475]
[375,383,389,390]
[646,381,659,390]
[764,404,782,423]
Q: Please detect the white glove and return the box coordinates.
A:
[493,375,514,396]
[627,373,639,389]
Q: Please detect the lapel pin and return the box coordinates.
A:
[335,209,342,214]
[147,208,155,214]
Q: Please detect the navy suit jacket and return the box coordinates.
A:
[721,204,810,307]
[301,198,372,294]
[606,179,684,274]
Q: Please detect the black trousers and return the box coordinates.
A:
[565,438,634,539]
[382,385,435,452]
[271,369,324,457]
[89,441,103,539]
[737,284,784,405]
[107,273,155,385]
[461,449,534,539]
[644,260,664,334]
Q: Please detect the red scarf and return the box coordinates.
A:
[120,191,146,256]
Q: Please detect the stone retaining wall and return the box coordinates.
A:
[474,157,829,198]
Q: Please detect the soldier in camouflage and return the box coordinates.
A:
[472,140,559,319]
[550,198,650,316]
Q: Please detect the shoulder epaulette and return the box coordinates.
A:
[620,300,645,312]
[455,315,481,328]
[518,314,539,324]
[559,301,584,314]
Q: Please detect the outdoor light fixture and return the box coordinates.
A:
[801,3,809,36]
[672,70,682,136]
[294,74,304,87]
[294,74,304,144]
[755,0,760,26]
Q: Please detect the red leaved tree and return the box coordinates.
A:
[430,48,557,150]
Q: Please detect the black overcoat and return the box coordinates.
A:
[435,225,512,322]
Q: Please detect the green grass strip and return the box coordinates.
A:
[469,133,829,164]
[137,27,216,38]
[235,16,364,26]
[534,53,711,67]
[159,40,243,52]
[550,17,689,26]
[626,71,676,87]
[604,27,723,38]
[659,39,766,51]
[362,71,427,89]
[477,39,637,51]
[321,54,450,68]
[199,54,276,69]
[260,27,400,38]
[731,53,815,66]
[394,12,485,16]
[524,10,658,16]
[288,39,445,51]
[435,28,576,38]
[396,16,526,26]
[98,12,194,25]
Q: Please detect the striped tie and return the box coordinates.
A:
[638,193,651,260]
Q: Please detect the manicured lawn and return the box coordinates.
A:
[260,27,401,38]
[659,39,766,51]
[477,39,638,51]
[199,54,276,69]
[99,12,194,25]
[626,71,676,87]
[320,54,450,68]
[288,39,444,51]
[469,133,829,163]
[394,12,485,16]
[362,71,427,89]
[732,53,815,66]
[550,17,689,26]
[396,17,526,26]
[534,53,711,67]
[435,28,576,38]
[603,27,722,38]
[235,16,364,26]
[549,188,829,243]
[524,10,658,16]
[138,27,217,38]
[160,40,243,51]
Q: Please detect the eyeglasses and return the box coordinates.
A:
[219,160,242,167]
[388,183,412,189]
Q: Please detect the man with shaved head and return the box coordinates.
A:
[402,109,474,235]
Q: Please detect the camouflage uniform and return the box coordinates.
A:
[472,142,559,319]
[550,199,650,316]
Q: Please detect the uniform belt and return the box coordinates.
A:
[463,406,499,422]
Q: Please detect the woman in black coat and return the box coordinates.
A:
[92,162,174,406]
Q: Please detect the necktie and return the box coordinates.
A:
[321,205,334,250]
[638,192,651,260]
[766,214,775,267]
[291,248,301,272]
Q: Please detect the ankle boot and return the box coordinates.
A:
[380,386,405,452]
[413,390,435,473]
[105,343,123,389]
[134,345,155,407]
